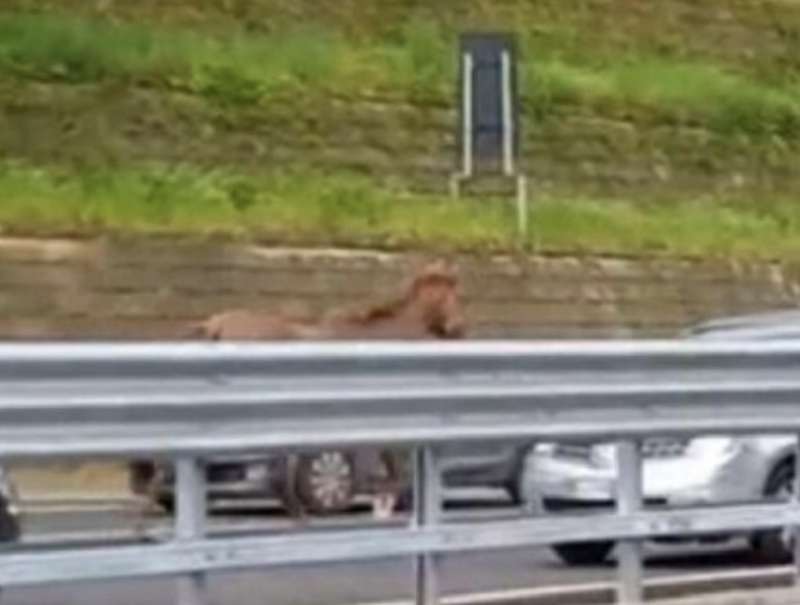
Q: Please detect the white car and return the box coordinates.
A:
[524,309,800,566]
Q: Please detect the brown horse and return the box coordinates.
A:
[190,260,465,341]
[188,260,465,518]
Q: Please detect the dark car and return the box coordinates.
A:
[0,469,20,543]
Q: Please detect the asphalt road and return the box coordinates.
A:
[1,504,780,605]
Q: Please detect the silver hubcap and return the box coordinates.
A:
[309,451,353,510]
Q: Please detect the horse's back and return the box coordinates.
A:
[199,309,312,340]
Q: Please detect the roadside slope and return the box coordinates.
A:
[0,1,799,256]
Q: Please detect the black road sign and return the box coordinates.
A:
[458,32,520,175]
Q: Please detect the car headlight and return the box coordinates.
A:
[538,437,734,467]
[685,437,740,458]
[641,438,690,459]
[589,439,691,467]
[537,443,621,467]
[590,444,615,467]
[551,443,593,460]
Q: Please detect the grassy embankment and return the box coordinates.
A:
[0,7,799,257]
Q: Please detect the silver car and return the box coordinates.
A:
[524,309,800,566]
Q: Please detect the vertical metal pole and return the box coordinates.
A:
[175,457,209,605]
[500,50,514,177]
[413,446,442,605]
[515,175,528,240]
[462,53,474,178]
[616,440,643,604]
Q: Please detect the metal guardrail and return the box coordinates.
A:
[2,341,800,605]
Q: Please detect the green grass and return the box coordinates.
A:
[0,12,452,102]
[2,161,800,259]
[2,9,800,259]
[530,197,797,258]
[1,11,799,137]
[0,13,346,97]
[528,58,800,137]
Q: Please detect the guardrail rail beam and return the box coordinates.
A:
[2,341,800,605]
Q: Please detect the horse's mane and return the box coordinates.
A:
[332,261,458,326]
[337,293,409,325]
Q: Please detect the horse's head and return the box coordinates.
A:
[411,260,466,339]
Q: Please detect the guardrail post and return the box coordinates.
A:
[175,456,209,605]
[615,440,643,604]
[413,446,442,605]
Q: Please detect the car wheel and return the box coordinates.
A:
[504,482,521,505]
[158,494,175,515]
[295,450,355,515]
[395,488,413,511]
[544,496,613,567]
[507,444,537,506]
[129,460,157,495]
[131,462,175,515]
[752,460,794,563]
[0,495,19,543]
[552,541,614,566]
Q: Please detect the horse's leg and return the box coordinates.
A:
[365,448,393,519]
[391,448,414,509]
[373,448,406,518]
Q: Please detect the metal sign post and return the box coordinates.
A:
[451,32,528,239]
